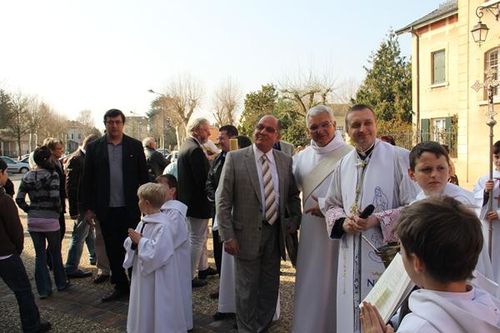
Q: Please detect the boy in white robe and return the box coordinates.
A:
[360,197,500,333]
[156,174,193,330]
[473,140,500,285]
[124,183,188,333]
[408,141,493,278]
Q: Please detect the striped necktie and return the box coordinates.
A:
[261,154,278,225]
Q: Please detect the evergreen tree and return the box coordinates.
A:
[354,30,412,122]
[239,84,278,136]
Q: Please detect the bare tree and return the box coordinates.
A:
[162,74,204,146]
[6,92,32,157]
[212,78,241,127]
[333,77,359,104]
[279,70,335,115]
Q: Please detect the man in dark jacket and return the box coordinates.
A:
[177,117,216,287]
[82,109,149,302]
[64,134,99,278]
[0,159,51,332]
[142,136,168,180]
[206,125,238,277]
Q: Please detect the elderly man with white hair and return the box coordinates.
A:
[292,105,352,333]
[177,117,217,288]
[142,137,168,180]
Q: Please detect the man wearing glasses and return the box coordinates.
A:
[82,109,149,302]
[216,115,301,332]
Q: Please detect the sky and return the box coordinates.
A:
[0,0,445,126]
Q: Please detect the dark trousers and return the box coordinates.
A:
[212,221,223,275]
[100,207,138,292]
[0,254,42,333]
[47,212,65,269]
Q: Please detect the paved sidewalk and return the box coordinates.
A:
[0,210,295,332]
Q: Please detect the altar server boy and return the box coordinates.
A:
[156,174,193,331]
[124,183,189,333]
[361,197,500,333]
[407,141,493,278]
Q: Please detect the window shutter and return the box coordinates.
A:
[421,119,430,141]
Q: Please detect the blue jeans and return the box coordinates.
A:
[0,254,42,333]
[29,231,67,296]
[65,219,96,273]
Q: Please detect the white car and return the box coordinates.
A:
[0,156,30,174]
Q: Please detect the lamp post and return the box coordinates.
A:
[471,0,500,45]
[471,69,500,259]
[148,89,169,151]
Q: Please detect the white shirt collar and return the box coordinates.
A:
[253,144,276,165]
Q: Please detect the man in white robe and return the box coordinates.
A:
[474,140,500,285]
[292,105,352,332]
[323,104,418,333]
[124,183,189,333]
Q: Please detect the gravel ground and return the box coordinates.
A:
[0,194,296,332]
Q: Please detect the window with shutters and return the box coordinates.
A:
[431,49,446,85]
[420,116,457,157]
[485,47,499,99]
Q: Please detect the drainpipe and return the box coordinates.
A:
[411,27,421,144]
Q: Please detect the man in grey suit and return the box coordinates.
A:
[216,115,301,333]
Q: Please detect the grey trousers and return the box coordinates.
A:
[235,221,280,333]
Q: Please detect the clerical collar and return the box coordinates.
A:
[356,142,375,160]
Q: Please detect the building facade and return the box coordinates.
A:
[398,0,500,185]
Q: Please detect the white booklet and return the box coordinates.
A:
[360,253,415,323]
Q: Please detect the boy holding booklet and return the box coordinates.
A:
[361,197,500,332]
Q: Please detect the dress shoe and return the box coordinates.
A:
[191,278,207,288]
[66,269,92,278]
[198,267,217,280]
[39,291,52,300]
[101,289,129,302]
[93,274,110,284]
[209,291,219,299]
[57,281,71,291]
[212,311,235,321]
[36,320,52,332]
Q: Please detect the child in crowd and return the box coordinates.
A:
[124,182,190,333]
[361,197,500,333]
[16,146,69,299]
[156,174,193,331]
[408,141,492,278]
[0,158,51,332]
[473,140,500,285]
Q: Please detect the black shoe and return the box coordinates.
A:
[57,281,71,292]
[66,269,92,278]
[36,320,52,332]
[101,289,129,302]
[191,278,207,288]
[209,291,219,299]
[198,267,218,280]
[93,274,110,284]
[212,311,235,321]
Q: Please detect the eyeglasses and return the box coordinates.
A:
[308,121,333,132]
[255,124,277,133]
[105,120,123,125]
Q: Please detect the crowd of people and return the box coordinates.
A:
[1,104,500,333]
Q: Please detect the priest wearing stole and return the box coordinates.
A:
[292,105,352,332]
[323,104,418,333]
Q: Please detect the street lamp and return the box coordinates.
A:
[471,0,500,45]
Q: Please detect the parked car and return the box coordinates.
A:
[0,156,30,174]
